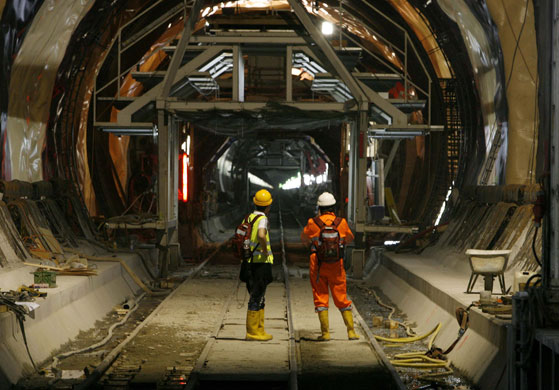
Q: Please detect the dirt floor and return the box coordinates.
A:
[15,262,240,389]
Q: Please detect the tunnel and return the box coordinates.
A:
[0,1,556,389]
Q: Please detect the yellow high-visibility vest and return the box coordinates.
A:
[248,213,273,264]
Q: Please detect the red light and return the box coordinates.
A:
[179,153,188,202]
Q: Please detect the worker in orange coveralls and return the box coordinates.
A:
[300,192,359,341]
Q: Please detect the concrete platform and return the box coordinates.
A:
[366,248,509,390]
[199,282,290,382]
[0,242,153,385]
[290,278,397,390]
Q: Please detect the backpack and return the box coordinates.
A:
[312,216,343,263]
[232,214,260,260]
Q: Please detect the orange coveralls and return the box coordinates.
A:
[301,212,355,311]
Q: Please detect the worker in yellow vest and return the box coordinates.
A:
[244,189,274,341]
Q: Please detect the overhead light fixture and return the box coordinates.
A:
[102,126,157,136]
[321,21,334,35]
[369,129,424,139]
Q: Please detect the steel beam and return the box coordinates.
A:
[295,45,407,125]
[166,100,352,112]
[161,0,205,99]
[189,34,306,44]
[287,0,367,109]
[117,46,225,125]
[383,140,401,180]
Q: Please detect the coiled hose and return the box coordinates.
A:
[367,287,453,379]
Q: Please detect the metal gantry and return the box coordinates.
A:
[92,0,443,265]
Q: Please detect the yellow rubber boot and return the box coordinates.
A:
[246,310,272,341]
[317,310,330,341]
[341,310,360,340]
[257,309,273,340]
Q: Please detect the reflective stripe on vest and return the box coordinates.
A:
[248,213,273,264]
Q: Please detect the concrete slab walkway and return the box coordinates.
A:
[198,282,290,382]
[290,278,397,390]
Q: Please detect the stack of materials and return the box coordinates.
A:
[0,201,32,267]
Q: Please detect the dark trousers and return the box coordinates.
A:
[246,262,273,311]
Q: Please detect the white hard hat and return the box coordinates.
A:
[317,192,336,207]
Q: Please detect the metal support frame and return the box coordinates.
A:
[93,0,436,245]
[347,122,358,224]
[117,46,225,124]
[355,111,369,227]
[383,140,401,180]
[161,0,204,99]
[156,107,179,276]
[287,0,368,109]
[294,45,406,125]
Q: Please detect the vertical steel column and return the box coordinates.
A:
[157,107,170,222]
[156,107,179,275]
[286,46,293,102]
[157,107,170,276]
[548,0,559,292]
[355,111,368,227]
[233,45,244,102]
[347,122,357,224]
[169,117,179,270]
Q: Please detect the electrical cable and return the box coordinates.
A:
[532,225,542,267]
[366,287,416,336]
[49,292,146,373]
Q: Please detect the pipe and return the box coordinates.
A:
[122,297,136,310]
[50,293,146,373]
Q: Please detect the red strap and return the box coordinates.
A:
[312,216,325,229]
[244,214,259,228]
[313,216,342,229]
[332,217,342,228]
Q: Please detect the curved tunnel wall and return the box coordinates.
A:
[0,0,542,233]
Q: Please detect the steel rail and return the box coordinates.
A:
[278,206,299,390]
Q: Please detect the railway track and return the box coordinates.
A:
[22,209,405,390]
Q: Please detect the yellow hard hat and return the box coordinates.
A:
[253,189,273,206]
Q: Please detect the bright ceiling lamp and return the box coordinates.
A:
[321,21,334,35]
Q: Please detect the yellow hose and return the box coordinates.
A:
[376,322,452,376]
[367,290,454,378]
[374,323,441,344]
[391,362,448,368]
